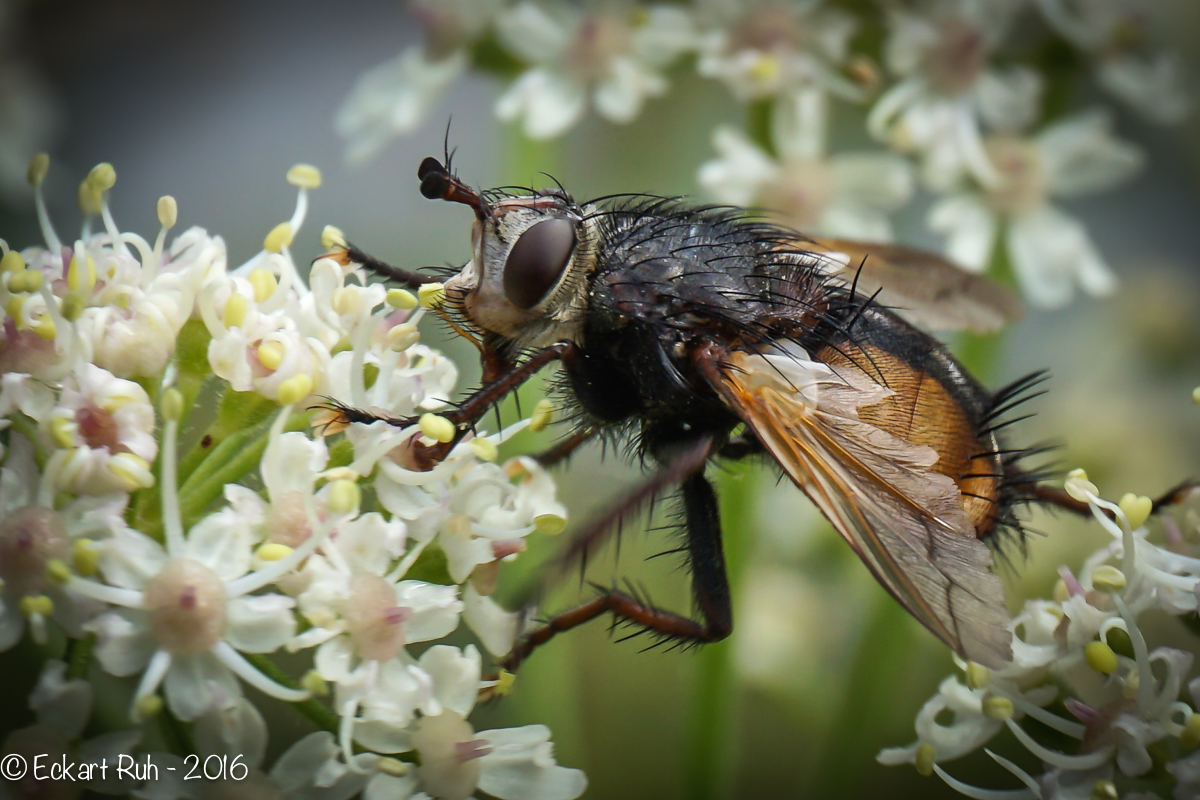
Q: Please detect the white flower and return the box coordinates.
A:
[1036,0,1188,124]
[695,0,860,101]
[699,89,913,240]
[336,0,500,161]
[361,644,587,800]
[928,109,1142,307]
[868,0,1040,191]
[494,2,696,139]
[0,434,126,650]
[41,364,157,495]
[75,409,333,721]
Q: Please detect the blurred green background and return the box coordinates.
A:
[2,1,1200,798]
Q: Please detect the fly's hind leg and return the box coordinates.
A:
[503,470,733,673]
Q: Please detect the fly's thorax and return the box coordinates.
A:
[444,197,602,349]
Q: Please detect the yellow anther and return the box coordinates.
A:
[332,287,361,316]
[256,543,294,562]
[387,323,420,352]
[286,164,322,189]
[1181,712,1200,749]
[493,669,516,696]
[328,478,362,514]
[44,559,71,585]
[68,252,96,292]
[20,594,54,618]
[109,453,154,490]
[161,388,184,422]
[157,195,178,229]
[263,222,294,254]
[1085,640,1118,675]
[1091,565,1127,593]
[73,539,99,577]
[469,437,499,462]
[87,162,117,192]
[1064,468,1098,502]
[529,399,554,432]
[417,282,445,309]
[6,294,24,320]
[419,413,456,443]
[12,268,44,294]
[30,311,56,340]
[1193,386,1200,406]
[535,514,567,535]
[915,743,937,777]
[27,153,49,186]
[49,416,76,448]
[1090,779,1118,800]
[257,339,286,371]
[222,292,249,329]
[78,181,103,215]
[277,373,314,406]
[965,662,990,690]
[321,225,346,250]
[321,467,360,483]
[1118,493,1152,530]
[1,250,24,273]
[135,693,164,719]
[749,53,781,84]
[248,267,278,301]
[301,670,329,697]
[387,288,418,309]
[61,293,86,322]
[982,695,1014,721]
[376,757,408,777]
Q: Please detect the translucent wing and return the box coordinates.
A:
[711,345,1012,667]
[809,237,1024,334]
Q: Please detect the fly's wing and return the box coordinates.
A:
[808,238,1024,334]
[712,348,1012,667]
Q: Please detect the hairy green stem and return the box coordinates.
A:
[65,632,96,681]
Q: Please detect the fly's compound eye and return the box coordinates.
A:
[503,218,577,310]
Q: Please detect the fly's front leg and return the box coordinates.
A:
[320,342,578,467]
[503,440,732,672]
[323,243,442,289]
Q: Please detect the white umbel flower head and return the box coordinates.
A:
[928,109,1143,307]
[494,2,697,139]
[699,89,913,240]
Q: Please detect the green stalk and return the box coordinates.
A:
[684,463,754,800]
[65,632,96,681]
[242,653,341,735]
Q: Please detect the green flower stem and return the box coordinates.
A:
[157,702,196,757]
[177,388,277,485]
[8,413,46,467]
[684,462,754,800]
[65,632,96,681]
[242,653,342,735]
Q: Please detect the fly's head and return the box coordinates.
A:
[418,156,598,348]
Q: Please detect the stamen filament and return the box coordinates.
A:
[131,649,173,720]
[1003,718,1114,770]
[66,576,145,608]
[162,417,185,556]
[212,641,310,701]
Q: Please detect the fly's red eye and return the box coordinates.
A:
[503,218,577,310]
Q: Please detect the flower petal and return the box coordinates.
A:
[928,193,997,272]
[225,593,297,653]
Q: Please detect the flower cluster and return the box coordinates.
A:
[337,0,1187,311]
[0,156,585,800]
[879,466,1200,800]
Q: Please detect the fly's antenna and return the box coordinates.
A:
[418,155,490,221]
[442,117,458,176]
